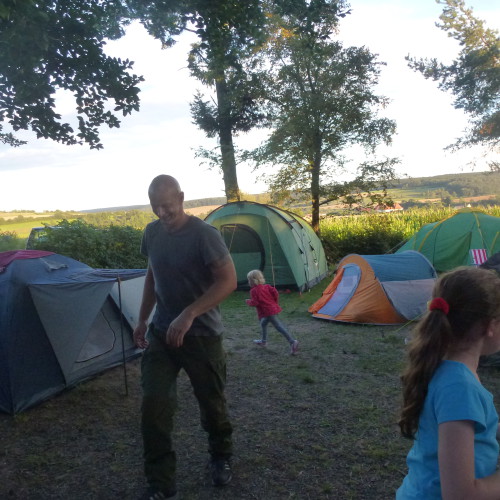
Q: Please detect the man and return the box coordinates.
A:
[133,175,237,500]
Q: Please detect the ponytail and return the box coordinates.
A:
[398,312,452,438]
[398,266,500,439]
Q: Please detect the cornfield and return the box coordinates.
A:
[319,206,500,265]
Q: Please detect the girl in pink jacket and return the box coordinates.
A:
[246,270,299,355]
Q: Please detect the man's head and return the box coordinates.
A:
[148,175,187,231]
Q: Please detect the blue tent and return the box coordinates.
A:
[0,250,146,414]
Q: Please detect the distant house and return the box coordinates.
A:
[374,202,404,213]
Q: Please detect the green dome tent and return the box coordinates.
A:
[205,201,328,291]
[397,209,500,272]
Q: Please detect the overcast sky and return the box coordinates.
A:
[1,0,499,212]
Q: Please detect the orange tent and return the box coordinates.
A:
[309,251,437,325]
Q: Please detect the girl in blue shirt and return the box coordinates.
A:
[397,266,500,499]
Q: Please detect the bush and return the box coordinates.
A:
[0,230,24,251]
[319,213,409,264]
[31,220,147,269]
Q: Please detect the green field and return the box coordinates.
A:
[0,219,60,239]
[386,187,439,199]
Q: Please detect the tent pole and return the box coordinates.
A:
[117,277,129,396]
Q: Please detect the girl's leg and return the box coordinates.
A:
[259,317,270,342]
[268,315,294,343]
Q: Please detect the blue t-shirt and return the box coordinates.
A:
[396,360,499,499]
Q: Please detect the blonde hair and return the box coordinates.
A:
[247,269,266,286]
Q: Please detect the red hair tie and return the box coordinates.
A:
[429,297,449,315]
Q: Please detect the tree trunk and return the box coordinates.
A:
[310,135,322,234]
[311,162,321,234]
[215,75,240,202]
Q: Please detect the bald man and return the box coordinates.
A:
[133,175,237,500]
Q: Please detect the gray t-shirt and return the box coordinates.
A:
[141,216,230,336]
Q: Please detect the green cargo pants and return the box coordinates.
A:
[141,327,233,492]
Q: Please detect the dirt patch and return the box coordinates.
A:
[2,289,500,499]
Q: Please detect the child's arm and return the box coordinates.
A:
[439,420,500,499]
[246,288,258,307]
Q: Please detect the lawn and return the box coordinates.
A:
[2,282,500,499]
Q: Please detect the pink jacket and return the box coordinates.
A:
[246,284,282,319]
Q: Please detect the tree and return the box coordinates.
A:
[128,0,267,201]
[252,0,397,232]
[0,124,25,147]
[407,0,500,153]
[0,0,144,149]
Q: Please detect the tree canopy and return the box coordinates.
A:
[251,0,397,232]
[0,0,143,149]
[128,0,267,201]
[407,0,499,153]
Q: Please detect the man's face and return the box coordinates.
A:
[149,184,185,231]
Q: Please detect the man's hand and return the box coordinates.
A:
[165,310,195,348]
[133,321,149,349]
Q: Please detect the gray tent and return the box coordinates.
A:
[0,250,146,414]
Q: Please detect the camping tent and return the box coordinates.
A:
[0,250,146,414]
[396,209,500,272]
[309,251,437,325]
[205,201,328,291]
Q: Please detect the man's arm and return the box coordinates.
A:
[133,265,156,348]
[166,255,237,347]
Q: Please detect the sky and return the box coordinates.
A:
[1,0,499,212]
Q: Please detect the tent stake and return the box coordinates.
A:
[117,277,129,397]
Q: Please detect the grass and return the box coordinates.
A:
[0,219,60,238]
[2,276,500,498]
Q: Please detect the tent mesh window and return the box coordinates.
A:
[221,224,265,286]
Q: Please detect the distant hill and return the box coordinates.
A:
[45,171,500,214]
[81,197,228,213]
[3,171,498,219]
[391,171,500,199]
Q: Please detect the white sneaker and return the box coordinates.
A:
[253,339,267,346]
[290,340,299,355]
